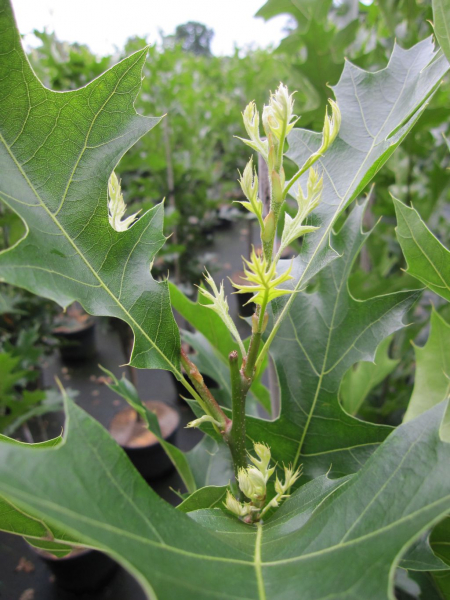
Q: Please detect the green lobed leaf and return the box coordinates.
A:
[0,397,449,599]
[256,0,333,32]
[393,197,450,302]
[186,434,234,489]
[0,496,73,557]
[401,530,450,572]
[0,434,74,557]
[433,0,450,63]
[403,309,450,441]
[339,335,399,416]
[431,517,450,596]
[0,0,181,374]
[244,202,418,483]
[0,495,49,538]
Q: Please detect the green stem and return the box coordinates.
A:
[180,348,230,431]
[227,351,250,480]
[244,331,262,380]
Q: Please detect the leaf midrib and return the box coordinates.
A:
[291,224,358,468]
[3,479,449,569]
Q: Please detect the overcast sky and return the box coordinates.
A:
[13,0,290,56]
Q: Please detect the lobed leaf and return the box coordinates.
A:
[0,396,449,599]
[403,309,450,441]
[393,197,450,302]
[339,335,399,416]
[0,0,181,374]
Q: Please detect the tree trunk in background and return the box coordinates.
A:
[162,115,181,284]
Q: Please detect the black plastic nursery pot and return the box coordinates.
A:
[230,271,254,317]
[215,204,236,230]
[109,400,180,481]
[33,546,118,593]
[53,320,97,362]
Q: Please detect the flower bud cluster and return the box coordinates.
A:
[298,99,342,177]
[224,442,302,524]
[278,167,324,259]
[263,84,298,142]
[239,102,269,160]
[224,490,252,518]
[108,171,140,232]
[275,465,302,496]
[235,85,340,294]
[236,157,264,229]
[262,84,298,172]
[319,100,341,154]
[237,443,275,504]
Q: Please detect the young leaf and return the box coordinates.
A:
[0,396,449,599]
[393,197,450,302]
[169,282,237,360]
[0,1,181,374]
[403,309,450,441]
[245,202,419,482]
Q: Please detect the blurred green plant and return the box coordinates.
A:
[0,350,64,437]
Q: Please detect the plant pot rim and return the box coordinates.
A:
[109,400,180,449]
[53,319,96,335]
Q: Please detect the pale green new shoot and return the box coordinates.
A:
[108,171,140,232]
[197,271,246,357]
[231,247,293,308]
[284,99,341,199]
[277,167,324,260]
[238,101,269,161]
[236,157,264,229]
